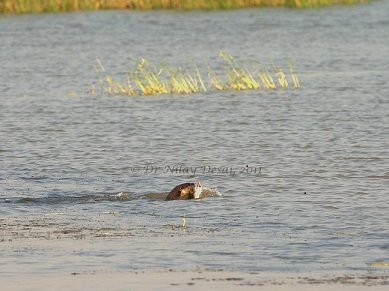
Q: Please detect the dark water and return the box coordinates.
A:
[0,2,388,277]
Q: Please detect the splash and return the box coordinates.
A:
[200,186,222,199]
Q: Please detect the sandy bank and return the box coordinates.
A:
[2,270,388,291]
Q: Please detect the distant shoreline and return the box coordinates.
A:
[0,0,370,14]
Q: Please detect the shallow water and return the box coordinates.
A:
[0,2,388,278]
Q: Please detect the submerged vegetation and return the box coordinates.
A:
[0,0,369,13]
[95,52,300,96]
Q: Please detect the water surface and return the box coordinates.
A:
[0,2,388,278]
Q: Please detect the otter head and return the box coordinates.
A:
[165,182,203,201]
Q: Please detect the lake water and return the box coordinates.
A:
[0,2,388,279]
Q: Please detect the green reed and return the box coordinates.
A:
[0,0,369,14]
[95,52,301,97]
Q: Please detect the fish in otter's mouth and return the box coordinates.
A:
[165,182,203,201]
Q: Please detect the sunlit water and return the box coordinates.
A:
[0,2,388,277]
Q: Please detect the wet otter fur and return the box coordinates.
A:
[165,182,203,201]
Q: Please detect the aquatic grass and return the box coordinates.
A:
[219,51,261,90]
[288,60,300,88]
[208,66,225,91]
[0,0,370,14]
[95,52,301,96]
[285,0,368,8]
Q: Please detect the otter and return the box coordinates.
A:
[165,182,203,201]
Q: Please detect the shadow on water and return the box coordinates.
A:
[1,192,164,205]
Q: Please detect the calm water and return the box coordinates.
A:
[0,2,388,277]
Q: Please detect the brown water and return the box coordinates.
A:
[0,2,388,279]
